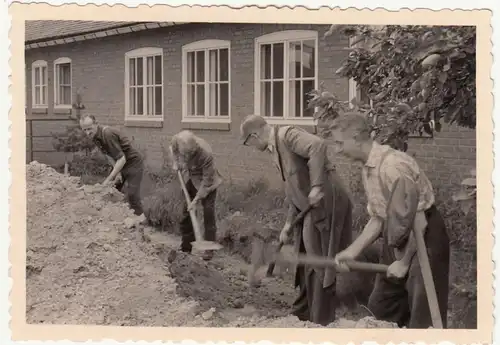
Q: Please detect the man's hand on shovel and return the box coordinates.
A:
[308,186,324,207]
[334,249,357,273]
[187,196,200,212]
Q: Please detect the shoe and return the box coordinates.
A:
[179,244,192,254]
[202,250,214,261]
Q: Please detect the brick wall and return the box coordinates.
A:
[25,22,476,192]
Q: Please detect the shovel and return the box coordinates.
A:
[248,243,389,285]
[176,170,223,252]
[265,204,314,277]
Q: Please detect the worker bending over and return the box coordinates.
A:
[170,130,223,261]
[332,113,450,329]
[240,115,353,326]
[80,114,145,218]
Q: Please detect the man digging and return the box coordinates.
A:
[331,113,450,329]
[79,114,146,221]
[170,130,223,261]
[240,114,354,326]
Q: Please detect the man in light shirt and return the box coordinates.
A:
[170,130,223,261]
[331,112,450,329]
[240,114,353,326]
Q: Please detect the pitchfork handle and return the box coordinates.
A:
[266,205,314,277]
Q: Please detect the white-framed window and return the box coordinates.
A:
[54,57,72,108]
[254,30,318,125]
[181,40,231,123]
[31,60,48,108]
[124,47,164,121]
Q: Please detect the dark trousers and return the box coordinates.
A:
[367,205,450,328]
[114,161,144,216]
[292,232,338,326]
[179,179,217,252]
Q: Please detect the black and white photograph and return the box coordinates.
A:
[15,5,492,342]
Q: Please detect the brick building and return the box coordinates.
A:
[25,20,475,191]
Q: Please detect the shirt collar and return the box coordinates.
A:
[365,141,389,168]
[94,125,104,141]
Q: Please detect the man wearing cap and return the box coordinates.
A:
[80,114,145,218]
[331,112,450,328]
[170,130,223,261]
[240,114,354,326]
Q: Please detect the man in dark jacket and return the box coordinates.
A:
[80,114,145,217]
[240,114,354,326]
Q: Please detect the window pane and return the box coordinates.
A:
[302,40,315,78]
[154,55,162,84]
[187,52,195,83]
[60,64,71,84]
[137,87,144,115]
[209,49,218,82]
[219,48,229,82]
[34,86,41,105]
[129,58,136,86]
[209,83,218,116]
[155,86,162,115]
[289,41,301,79]
[129,88,136,115]
[146,86,153,115]
[42,85,47,105]
[41,67,47,85]
[302,79,315,117]
[187,84,195,116]
[137,58,143,86]
[64,85,72,104]
[146,57,154,85]
[196,50,205,82]
[260,44,272,79]
[272,43,284,79]
[260,81,271,117]
[34,67,40,85]
[196,84,205,116]
[288,81,298,118]
[272,81,283,118]
[220,83,229,116]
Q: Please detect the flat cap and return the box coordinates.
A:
[240,114,267,141]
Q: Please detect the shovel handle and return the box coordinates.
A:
[276,253,389,274]
[266,205,314,277]
[177,170,204,243]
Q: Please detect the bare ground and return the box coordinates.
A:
[26,161,397,328]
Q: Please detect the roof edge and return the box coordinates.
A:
[25,22,187,50]
[25,21,151,44]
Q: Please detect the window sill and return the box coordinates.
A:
[262,118,317,133]
[54,105,72,110]
[31,108,48,114]
[125,119,164,128]
[54,108,72,115]
[181,117,231,131]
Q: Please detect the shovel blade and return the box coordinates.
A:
[191,240,223,252]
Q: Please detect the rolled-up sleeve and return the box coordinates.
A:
[102,130,124,161]
[381,161,421,249]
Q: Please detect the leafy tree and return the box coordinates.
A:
[308,24,476,151]
[51,88,95,156]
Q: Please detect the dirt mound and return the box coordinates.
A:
[26,162,205,327]
[26,161,397,329]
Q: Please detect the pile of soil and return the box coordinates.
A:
[26,161,397,329]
